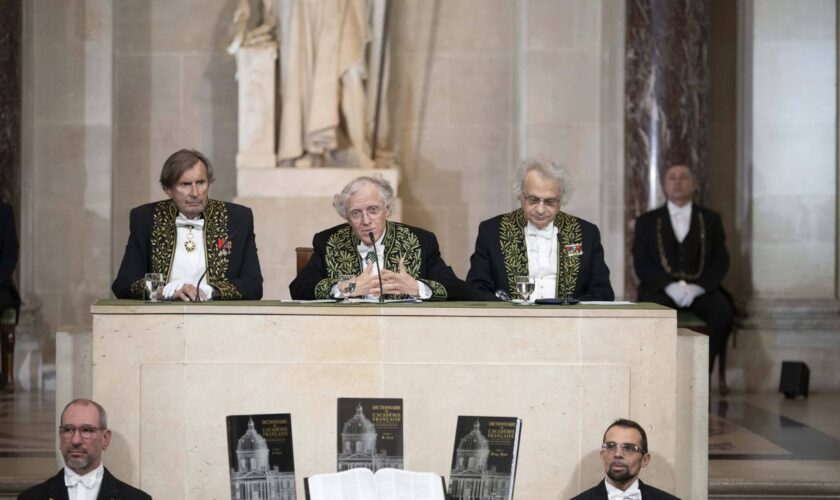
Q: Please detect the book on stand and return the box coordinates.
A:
[226,413,297,500]
[337,398,404,472]
[448,416,522,500]
[305,468,446,500]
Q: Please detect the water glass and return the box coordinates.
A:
[514,275,535,302]
[144,273,165,302]
[337,275,356,300]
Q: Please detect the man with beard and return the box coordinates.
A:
[18,399,151,499]
[571,419,679,500]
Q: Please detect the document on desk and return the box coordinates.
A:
[345,297,423,304]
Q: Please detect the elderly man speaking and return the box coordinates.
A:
[290,174,467,300]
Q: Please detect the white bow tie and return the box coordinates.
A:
[357,242,380,254]
[526,225,554,240]
[65,471,96,489]
[175,216,204,229]
[608,491,641,500]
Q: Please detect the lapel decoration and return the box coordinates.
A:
[656,209,706,280]
[498,209,582,298]
[151,200,178,280]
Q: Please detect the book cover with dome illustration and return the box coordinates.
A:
[448,416,522,500]
[337,398,404,472]
[226,413,297,500]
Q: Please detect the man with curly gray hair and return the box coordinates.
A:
[466,158,614,301]
[290,174,467,300]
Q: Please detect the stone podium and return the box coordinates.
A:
[85,301,707,499]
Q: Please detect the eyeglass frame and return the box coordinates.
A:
[59,425,106,440]
[601,441,646,455]
[522,193,561,209]
[348,204,385,221]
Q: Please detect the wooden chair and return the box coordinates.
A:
[295,247,315,274]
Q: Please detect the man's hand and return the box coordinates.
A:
[664,282,688,308]
[380,259,419,296]
[173,283,207,302]
[350,262,382,297]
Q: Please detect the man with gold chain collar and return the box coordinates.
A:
[112,149,263,301]
[633,163,733,384]
[289,174,468,300]
[466,158,614,302]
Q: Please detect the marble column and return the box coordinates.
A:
[624,0,710,298]
[235,43,278,169]
[0,0,21,207]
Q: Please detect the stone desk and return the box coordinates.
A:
[84,300,708,499]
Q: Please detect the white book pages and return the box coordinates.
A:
[374,469,445,500]
[308,468,378,500]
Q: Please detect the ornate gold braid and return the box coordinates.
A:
[555,212,582,298]
[499,210,530,298]
[131,201,179,299]
[656,211,706,281]
[498,209,582,299]
[314,222,446,299]
[204,200,241,299]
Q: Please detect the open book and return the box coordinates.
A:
[305,468,446,500]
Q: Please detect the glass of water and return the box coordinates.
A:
[514,275,535,302]
[337,275,356,301]
[144,273,165,302]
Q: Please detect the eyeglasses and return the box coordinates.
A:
[348,205,384,221]
[523,194,561,208]
[601,442,645,454]
[59,425,104,440]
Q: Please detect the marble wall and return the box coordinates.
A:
[749,0,836,298]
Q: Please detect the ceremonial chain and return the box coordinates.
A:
[185,226,197,252]
[656,213,705,280]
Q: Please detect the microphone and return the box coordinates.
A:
[193,237,228,302]
[368,232,385,303]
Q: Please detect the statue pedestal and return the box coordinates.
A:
[235,167,401,299]
[234,43,278,169]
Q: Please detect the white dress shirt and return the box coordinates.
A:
[165,213,214,299]
[605,477,642,500]
[64,463,104,500]
[524,222,558,300]
[667,200,692,243]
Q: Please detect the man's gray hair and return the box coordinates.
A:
[333,174,395,219]
[61,399,108,429]
[513,158,573,207]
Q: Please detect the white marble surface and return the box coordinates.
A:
[235,44,278,169]
[87,301,706,499]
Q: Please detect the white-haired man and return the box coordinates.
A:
[467,158,614,301]
[289,174,468,300]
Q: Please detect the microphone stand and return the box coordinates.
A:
[194,237,228,302]
[368,232,386,303]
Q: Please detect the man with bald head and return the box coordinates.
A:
[18,399,151,499]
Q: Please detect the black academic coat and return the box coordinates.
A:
[570,478,680,500]
[111,199,263,300]
[18,467,152,500]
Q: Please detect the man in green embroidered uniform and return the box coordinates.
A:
[112,149,263,301]
[289,174,467,300]
[466,158,614,302]
[633,163,733,389]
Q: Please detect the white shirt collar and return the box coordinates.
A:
[65,463,104,499]
[605,477,641,498]
[667,200,692,216]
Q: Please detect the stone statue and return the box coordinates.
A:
[227,0,278,55]
[277,0,389,169]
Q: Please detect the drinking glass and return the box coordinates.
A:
[337,275,356,301]
[514,275,535,302]
[144,273,165,302]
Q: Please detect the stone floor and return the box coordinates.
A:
[1,389,839,498]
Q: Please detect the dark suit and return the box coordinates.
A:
[112,199,262,300]
[0,203,20,319]
[18,467,152,500]
[466,209,614,301]
[571,478,680,500]
[289,221,468,300]
[633,204,734,372]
